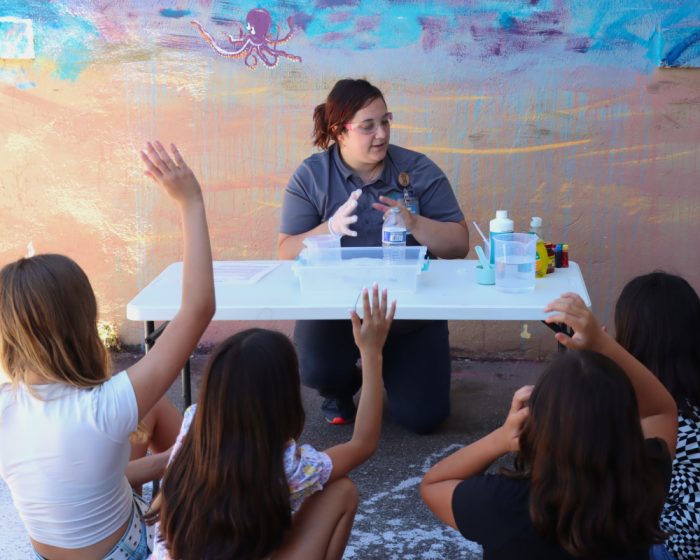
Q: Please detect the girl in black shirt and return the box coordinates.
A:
[421,293,677,559]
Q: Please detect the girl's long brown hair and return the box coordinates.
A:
[505,350,667,557]
[148,329,305,560]
[0,254,110,387]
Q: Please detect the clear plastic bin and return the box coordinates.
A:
[293,246,428,293]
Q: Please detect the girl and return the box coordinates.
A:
[0,141,215,560]
[615,271,700,560]
[148,284,395,560]
[421,292,678,559]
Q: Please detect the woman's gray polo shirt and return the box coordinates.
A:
[280,144,464,248]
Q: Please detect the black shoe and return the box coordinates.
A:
[321,397,357,425]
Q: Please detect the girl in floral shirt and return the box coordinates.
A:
[148,285,394,560]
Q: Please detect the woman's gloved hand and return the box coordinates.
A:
[328,189,362,237]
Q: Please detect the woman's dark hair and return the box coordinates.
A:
[505,350,667,557]
[148,329,306,560]
[615,271,700,419]
[312,78,385,149]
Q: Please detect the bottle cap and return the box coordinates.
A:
[495,210,508,219]
[530,216,542,228]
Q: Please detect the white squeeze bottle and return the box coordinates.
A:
[382,207,407,263]
[489,210,514,265]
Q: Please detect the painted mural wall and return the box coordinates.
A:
[1,1,699,355]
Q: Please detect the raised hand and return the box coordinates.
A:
[141,141,202,205]
[500,385,533,452]
[543,292,604,351]
[128,140,214,421]
[372,195,416,231]
[350,283,396,356]
[329,189,362,237]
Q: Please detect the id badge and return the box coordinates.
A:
[403,190,419,215]
[399,172,419,215]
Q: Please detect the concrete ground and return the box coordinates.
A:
[0,351,545,559]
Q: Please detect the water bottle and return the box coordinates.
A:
[382,207,407,263]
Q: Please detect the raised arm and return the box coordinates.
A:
[420,385,532,529]
[544,292,677,455]
[324,284,395,482]
[127,141,215,419]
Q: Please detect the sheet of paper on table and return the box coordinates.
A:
[213,262,280,284]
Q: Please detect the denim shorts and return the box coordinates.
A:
[650,544,677,560]
[33,494,153,560]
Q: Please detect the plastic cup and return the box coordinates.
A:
[302,235,341,264]
[493,233,536,293]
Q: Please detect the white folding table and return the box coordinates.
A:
[127,259,590,404]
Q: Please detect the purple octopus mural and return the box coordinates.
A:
[191,8,301,69]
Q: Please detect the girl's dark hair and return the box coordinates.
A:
[505,350,667,557]
[312,78,385,149]
[148,329,305,560]
[615,271,700,419]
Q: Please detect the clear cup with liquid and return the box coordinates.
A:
[494,233,536,293]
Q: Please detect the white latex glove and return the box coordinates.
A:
[328,189,362,237]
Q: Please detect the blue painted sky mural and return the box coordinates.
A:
[0,17,34,59]
[1,0,698,85]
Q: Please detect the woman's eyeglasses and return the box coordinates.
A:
[344,112,393,135]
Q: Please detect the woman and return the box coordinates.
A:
[278,78,468,434]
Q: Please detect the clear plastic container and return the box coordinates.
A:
[293,246,428,293]
[493,233,536,293]
[302,234,341,265]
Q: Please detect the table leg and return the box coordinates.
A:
[182,360,192,408]
[143,321,158,498]
[542,321,572,353]
[144,321,155,351]
[142,321,191,406]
